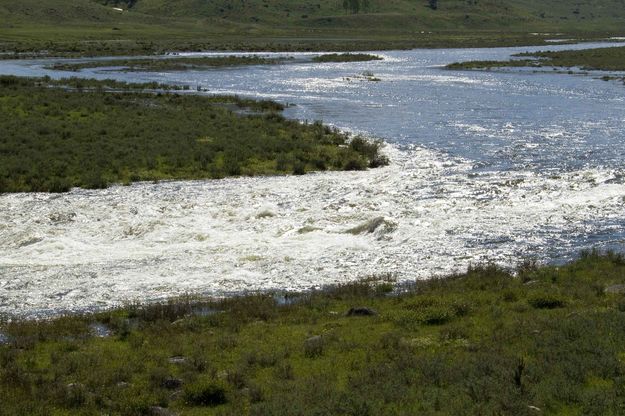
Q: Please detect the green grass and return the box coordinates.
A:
[0,75,388,193]
[1,0,625,55]
[2,251,625,414]
[516,46,625,71]
[45,55,287,72]
[447,45,625,72]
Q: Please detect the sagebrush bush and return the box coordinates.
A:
[183,378,229,406]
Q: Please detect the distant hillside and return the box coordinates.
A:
[1,0,624,53]
[124,0,625,30]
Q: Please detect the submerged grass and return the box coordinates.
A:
[1,251,625,414]
[0,75,388,193]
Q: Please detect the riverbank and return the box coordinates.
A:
[0,33,612,60]
[2,251,625,414]
[0,76,387,193]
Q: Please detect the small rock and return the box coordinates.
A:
[605,284,625,294]
[168,356,186,364]
[304,335,324,358]
[191,306,221,317]
[169,390,183,401]
[346,217,395,235]
[49,212,76,223]
[89,323,112,338]
[256,209,276,219]
[162,377,182,390]
[346,307,377,317]
[116,382,131,388]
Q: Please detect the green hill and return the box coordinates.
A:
[1,0,625,53]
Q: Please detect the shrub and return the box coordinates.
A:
[292,161,306,175]
[528,293,566,309]
[419,307,454,325]
[304,336,324,358]
[344,157,366,171]
[183,378,228,406]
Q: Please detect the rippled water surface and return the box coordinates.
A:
[1,42,625,317]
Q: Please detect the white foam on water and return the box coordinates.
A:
[2,43,625,318]
[1,144,624,318]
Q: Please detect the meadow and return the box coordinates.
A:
[2,251,625,415]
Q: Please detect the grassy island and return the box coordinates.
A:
[1,251,625,414]
[0,76,388,193]
[311,53,383,63]
[46,56,285,72]
[446,45,625,73]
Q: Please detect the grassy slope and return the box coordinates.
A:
[0,76,386,193]
[1,0,625,53]
[2,251,625,414]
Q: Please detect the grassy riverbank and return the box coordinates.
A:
[446,45,625,72]
[0,76,387,193]
[2,251,625,415]
[1,33,573,59]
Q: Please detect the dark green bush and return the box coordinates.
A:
[183,378,228,406]
[528,293,566,309]
[419,307,454,325]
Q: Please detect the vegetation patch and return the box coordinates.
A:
[446,45,625,73]
[182,378,229,407]
[0,75,388,193]
[311,53,382,63]
[46,55,285,72]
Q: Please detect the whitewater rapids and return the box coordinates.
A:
[1,144,623,317]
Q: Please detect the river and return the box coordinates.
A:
[1,42,624,317]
